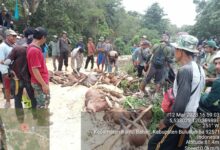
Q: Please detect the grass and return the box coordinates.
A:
[123,96,147,109]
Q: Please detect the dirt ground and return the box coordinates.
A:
[0,56,134,150]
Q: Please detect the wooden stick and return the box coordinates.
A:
[105,96,113,108]
[115,75,128,87]
[73,77,86,87]
[94,76,103,86]
[106,105,153,149]
[134,105,152,123]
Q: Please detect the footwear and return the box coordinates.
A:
[4,101,11,108]
[65,67,68,71]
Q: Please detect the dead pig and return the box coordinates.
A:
[85,89,108,112]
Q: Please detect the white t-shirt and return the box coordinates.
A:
[71,47,80,58]
[0,42,13,74]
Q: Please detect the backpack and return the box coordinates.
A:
[152,46,166,69]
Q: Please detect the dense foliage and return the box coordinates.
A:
[4,0,177,54]
[4,0,220,52]
[191,0,220,39]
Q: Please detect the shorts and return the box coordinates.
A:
[142,64,165,86]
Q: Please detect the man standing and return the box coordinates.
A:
[148,35,205,150]
[96,36,106,72]
[58,31,70,71]
[27,27,49,108]
[0,29,17,108]
[48,35,60,71]
[132,40,151,77]
[140,34,172,92]
[1,27,37,122]
[84,37,95,70]
[76,37,85,51]
[104,39,113,72]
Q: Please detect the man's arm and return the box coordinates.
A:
[32,67,49,94]
[163,67,192,127]
[201,79,220,107]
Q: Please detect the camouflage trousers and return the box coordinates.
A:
[31,84,50,108]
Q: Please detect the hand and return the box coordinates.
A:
[158,120,166,130]
[203,64,208,70]
[133,61,139,66]
[42,84,49,94]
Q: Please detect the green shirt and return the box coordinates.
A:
[200,77,220,112]
[151,43,173,63]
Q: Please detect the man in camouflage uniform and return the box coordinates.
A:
[148,35,205,150]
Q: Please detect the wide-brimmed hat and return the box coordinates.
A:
[171,35,199,53]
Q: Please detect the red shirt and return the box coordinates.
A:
[27,45,49,84]
[87,42,95,56]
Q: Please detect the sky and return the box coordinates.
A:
[121,0,197,27]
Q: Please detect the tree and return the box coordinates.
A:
[142,3,168,34]
[192,0,220,38]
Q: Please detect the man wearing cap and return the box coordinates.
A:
[199,52,220,112]
[58,31,70,71]
[96,36,106,71]
[148,35,205,149]
[140,34,173,93]
[132,40,151,77]
[48,35,60,71]
[1,27,37,122]
[0,29,17,108]
[27,27,49,108]
[202,40,218,79]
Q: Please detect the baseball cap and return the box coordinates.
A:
[5,29,17,36]
[24,27,34,38]
[205,40,219,49]
[171,35,199,53]
[33,27,47,39]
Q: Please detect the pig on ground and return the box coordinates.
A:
[85,89,108,112]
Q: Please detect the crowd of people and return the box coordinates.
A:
[0,27,119,124]
[0,23,219,149]
[132,33,220,149]
[48,32,119,74]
